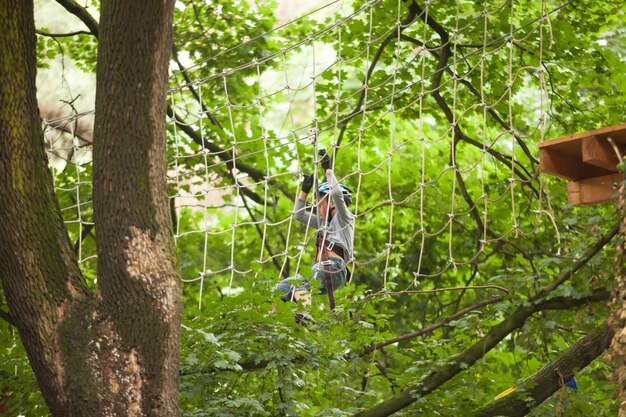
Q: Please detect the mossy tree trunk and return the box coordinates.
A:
[0,1,181,416]
[0,1,91,414]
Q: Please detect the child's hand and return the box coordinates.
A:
[318,149,332,171]
[301,174,314,193]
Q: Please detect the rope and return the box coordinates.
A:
[43,0,567,309]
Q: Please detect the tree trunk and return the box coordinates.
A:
[608,164,626,416]
[0,1,181,416]
[0,1,90,414]
[91,0,181,415]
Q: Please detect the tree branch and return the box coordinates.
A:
[335,0,423,148]
[398,34,537,182]
[167,106,294,202]
[220,166,266,205]
[172,45,226,133]
[239,190,287,278]
[36,29,92,38]
[54,0,99,38]
[41,108,93,147]
[364,295,504,354]
[374,360,399,393]
[535,220,621,299]
[535,288,610,311]
[354,223,619,417]
[408,1,538,197]
[431,85,536,188]
[400,3,538,166]
[469,321,613,417]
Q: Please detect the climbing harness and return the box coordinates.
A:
[316,229,337,310]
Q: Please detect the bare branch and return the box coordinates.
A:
[54,0,99,38]
[36,29,92,38]
[379,285,510,296]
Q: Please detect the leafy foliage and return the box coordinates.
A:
[1,0,625,415]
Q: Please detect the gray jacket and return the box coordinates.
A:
[293,171,354,261]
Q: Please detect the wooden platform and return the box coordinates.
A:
[539,123,626,205]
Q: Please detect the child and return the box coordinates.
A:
[274,150,354,309]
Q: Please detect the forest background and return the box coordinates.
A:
[1,0,626,416]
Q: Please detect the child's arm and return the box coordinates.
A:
[293,174,319,228]
[319,150,352,225]
[325,169,352,225]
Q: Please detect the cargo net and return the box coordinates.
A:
[46,0,561,308]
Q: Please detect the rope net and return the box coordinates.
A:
[46,0,560,308]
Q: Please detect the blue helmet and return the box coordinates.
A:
[318,182,353,205]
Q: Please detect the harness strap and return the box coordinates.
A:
[316,231,336,310]
[316,233,348,261]
[322,262,336,310]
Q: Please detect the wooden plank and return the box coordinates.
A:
[567,173,623,205]
[539,122,626,148]
[539,148,587,180]
[582,136,622,171]
[539,148,610,180]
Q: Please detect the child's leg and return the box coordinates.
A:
[272,274,311,302]
[293,291,311,307]
[312,258,348,294]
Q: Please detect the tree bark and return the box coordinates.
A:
[607,165,626,416]
[469,322,613,417]
[0,1,182,416]
[92,0,181,415]
[0,1,90,414]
